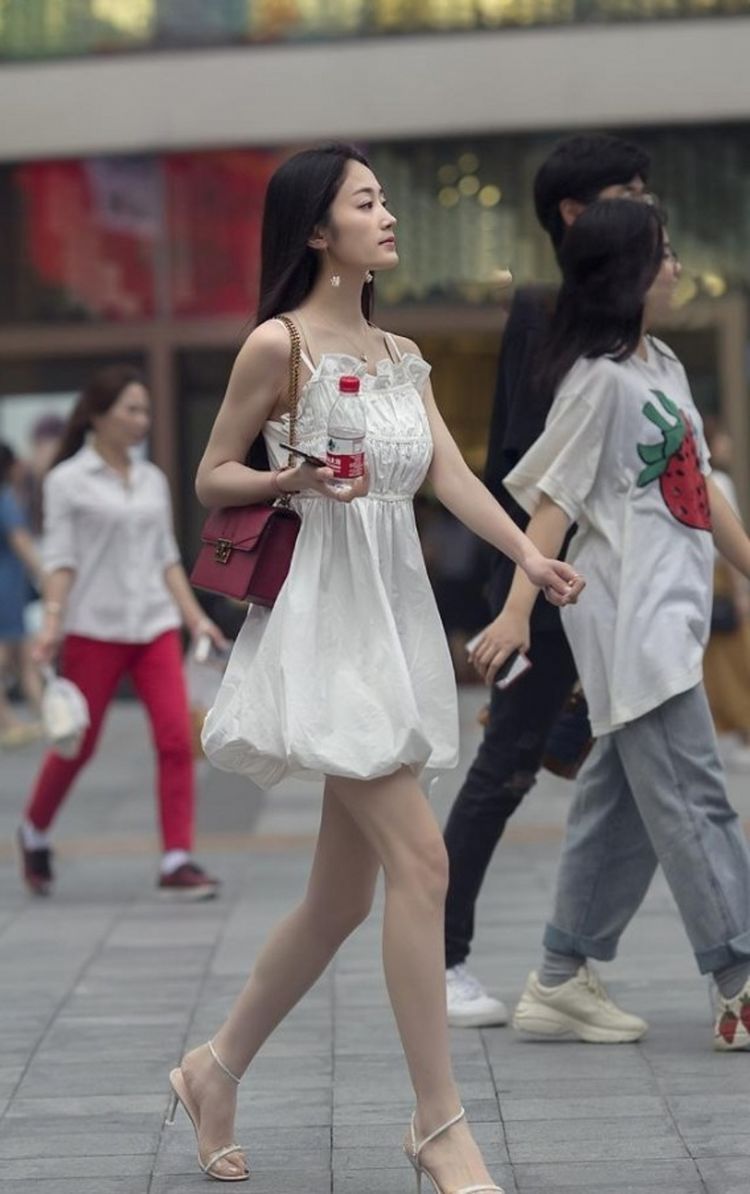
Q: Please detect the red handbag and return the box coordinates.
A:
[190,316,302,607]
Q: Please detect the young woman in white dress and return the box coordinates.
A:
[167,144,584,1190]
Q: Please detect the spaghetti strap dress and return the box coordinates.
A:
[201,330,459,789]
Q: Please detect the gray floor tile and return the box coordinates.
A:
[501,1095,665,1121]
[1,697,749,1191]
[0,1156,153,1181]
[0,1182,149,1193]
[696,1156,750,1194]
[514,1159,703,1189]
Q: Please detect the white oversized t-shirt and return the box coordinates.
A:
[505,337,714,737]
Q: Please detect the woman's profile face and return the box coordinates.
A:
[645,233,681,321]
[324,159,399,276]
[93,382,151,449]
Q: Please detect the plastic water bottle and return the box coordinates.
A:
[326,375,366,486]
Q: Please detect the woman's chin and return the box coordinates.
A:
[372,254,400,274]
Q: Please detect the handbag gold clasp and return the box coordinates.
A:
[214,538,233,564]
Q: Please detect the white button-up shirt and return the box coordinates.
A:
[42,445,182,643]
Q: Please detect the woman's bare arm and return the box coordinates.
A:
[195,321,293,509]
[33,568,76,664]
[195,319,367,509]
[388,334,582,602]
[469,496,572,685]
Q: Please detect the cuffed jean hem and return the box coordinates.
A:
[696,929,750,976]
[543,923,620,962]
[546,925,750,975]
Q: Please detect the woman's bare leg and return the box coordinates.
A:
[179,788,380,1177]
[179,767,497,1188]
[329,767,497,1191]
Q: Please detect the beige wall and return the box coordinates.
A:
[3,18,750,161]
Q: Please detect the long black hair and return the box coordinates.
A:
[53,364,144,468]
[256,142,374,325]
[536,199,665,401]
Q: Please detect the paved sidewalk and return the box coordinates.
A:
[1,691,749,1194]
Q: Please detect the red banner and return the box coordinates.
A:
[15,158,158,320]
[165,149,282,318]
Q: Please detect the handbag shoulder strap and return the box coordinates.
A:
[273,316,303,510]
[275,315,302,457]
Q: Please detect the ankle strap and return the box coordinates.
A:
[208,1039,241,1085]
[411,1106,466,1160]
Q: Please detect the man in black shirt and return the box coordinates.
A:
[444,135,651,1026]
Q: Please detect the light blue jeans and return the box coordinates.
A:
[544,684,750,975]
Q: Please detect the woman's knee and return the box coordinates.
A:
[390,831,450,907]
[305,887,374,945]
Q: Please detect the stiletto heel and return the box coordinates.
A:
[403,1106,506,1194]
[166,1041,249,1182]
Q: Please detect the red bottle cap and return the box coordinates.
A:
[338,375,360,393]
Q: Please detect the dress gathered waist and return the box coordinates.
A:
[295,492,412,504]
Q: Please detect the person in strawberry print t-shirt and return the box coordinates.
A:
[502,199,750,1051]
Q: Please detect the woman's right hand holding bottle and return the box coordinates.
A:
[276,461,370,503]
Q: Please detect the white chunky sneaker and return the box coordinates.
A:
[446,964,509,1028]
[512,964,648,1043]
[713,977,750,1052]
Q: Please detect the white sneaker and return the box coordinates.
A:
[714,977,750,1051]
[513,964,648,1043]
[446,964,508,1028]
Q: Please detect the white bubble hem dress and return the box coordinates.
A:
[201,344,460,789]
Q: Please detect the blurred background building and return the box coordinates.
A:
[1,0,749,582]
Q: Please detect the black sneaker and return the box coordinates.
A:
[158,861,220,901]
[17,828,54,896]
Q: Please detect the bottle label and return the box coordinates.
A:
[326,434,365,479]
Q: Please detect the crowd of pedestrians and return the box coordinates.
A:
[4,131,750,1189]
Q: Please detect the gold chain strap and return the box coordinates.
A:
[275,315,302,509]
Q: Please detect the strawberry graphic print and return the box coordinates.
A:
[636,390,712,531]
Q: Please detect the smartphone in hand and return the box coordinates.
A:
[494,650,533,689]
[278,443,328,468]
[466,629,533,690]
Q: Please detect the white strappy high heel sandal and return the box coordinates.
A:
[404,1106,506,1194]
[165,1040,249,1183]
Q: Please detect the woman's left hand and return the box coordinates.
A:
[191,618,230,653]
[523,554,586,607]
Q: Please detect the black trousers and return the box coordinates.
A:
[444,628,578,969]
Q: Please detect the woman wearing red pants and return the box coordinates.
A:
[19,364,224,899]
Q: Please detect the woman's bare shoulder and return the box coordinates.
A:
[379,329,422,358]
[227,319,294,396]
[236,318,292,366]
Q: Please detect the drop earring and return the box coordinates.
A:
[365,271,374,284]
[330,273,341,288]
